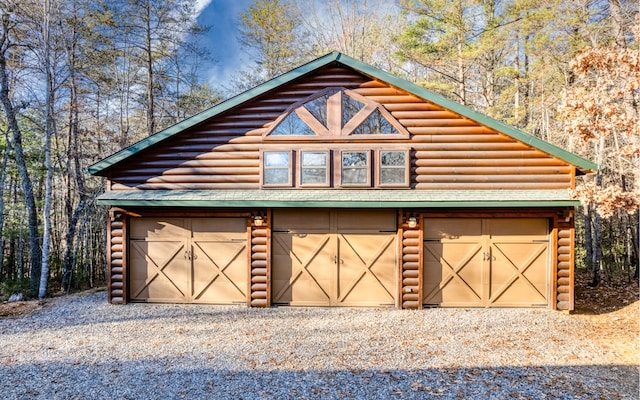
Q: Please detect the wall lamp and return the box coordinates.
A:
[253,215,265,227]
[407,216,418,229]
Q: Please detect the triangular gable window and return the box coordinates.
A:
[352,109,400,135]
[305,94,331,126]
[265,88,408,139]
[341,94,366,125]
[270,112,317,135]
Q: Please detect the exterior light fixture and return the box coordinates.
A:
[253,215,265,227]
[407,217,418,229]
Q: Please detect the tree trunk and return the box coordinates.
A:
[61,0,89,292]
[0,143,9,279]
[0,16,42,295]
[584,205,593,272]
[608,0,627,48]
[39,0,54,299]
[145,0,155,136]
[590,170,604,286]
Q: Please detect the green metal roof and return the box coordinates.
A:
[97,189,579,208]
[88,51,597,176]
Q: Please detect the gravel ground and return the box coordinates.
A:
[1,291,637,400]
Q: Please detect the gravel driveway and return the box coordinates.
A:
[1,291,637,399]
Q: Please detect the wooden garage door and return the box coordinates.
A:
[423,218,549,307]
[129,218,247,304]
[272,209,397,306]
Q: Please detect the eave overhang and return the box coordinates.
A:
[97,189,580,208]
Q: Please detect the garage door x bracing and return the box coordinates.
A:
[129,218,247,303]
[423,218,549,307]
[272,209,397,306]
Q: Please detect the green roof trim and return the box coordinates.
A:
[88,51,597,176]
[97,189,580,208]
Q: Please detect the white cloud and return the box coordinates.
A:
[194,0,214,16]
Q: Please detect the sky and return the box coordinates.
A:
[195,0,256,88]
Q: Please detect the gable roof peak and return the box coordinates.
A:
[88,51,596,176]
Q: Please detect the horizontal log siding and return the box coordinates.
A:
[401,223,422,309]
[108,65,572,191]
[249,223,270,307]
[556,222,575,311]
[107,211,126,304]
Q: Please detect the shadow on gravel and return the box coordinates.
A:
[2,362,637,399]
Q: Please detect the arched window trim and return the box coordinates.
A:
[264,88,410,140]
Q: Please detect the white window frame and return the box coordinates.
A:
[298,150,331,187]
[338,150,371,188]
[261,150,293,187]
[376,149,410,188]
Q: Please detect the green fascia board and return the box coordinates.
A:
[97,199,579,208]
[89,51,597,175]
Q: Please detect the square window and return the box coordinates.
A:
[263,151,292,186]
[341,151,370,186]
[378,150,408,186]
[300,151,329,186]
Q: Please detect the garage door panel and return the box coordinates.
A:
[336,209,396,231]
[129,217,248,304]
[192,241,247,303]
[273,209,331,231]
[130,240,189,302]
[191,218,247,240]
[337,234,395,305]
[424,218,549,308]
[424,218,482,240]
[130,218,188,240]
[271,209,397,307]
[489,242,548,306]
[272,233,333,305]
[487,218,548,238]
[423,241,483,306]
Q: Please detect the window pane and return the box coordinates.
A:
[342,168,368,184]
[342,151,367,167]
[381,151,405,166]
[271,112,316,135]
[263,152,290,185]
[301,168,327,184]
[264,152,290,167]
[264,168,290,184]
[341,151,369,185]
[302,152,327,167]
[301,151,327,185]
[379,151,406,185]
[342,94,365,127]
[305,95,330,127]
[352,109,400,135]
[380,169,406,184]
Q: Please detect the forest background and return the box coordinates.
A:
[0,0,637,300]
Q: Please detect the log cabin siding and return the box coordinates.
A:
[107,65,572,191]
[108,211,126,304]
[249,222,270,308]
[400,221,422,310]
[556,223,575,311]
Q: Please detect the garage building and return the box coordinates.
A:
[89,52,596,310]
